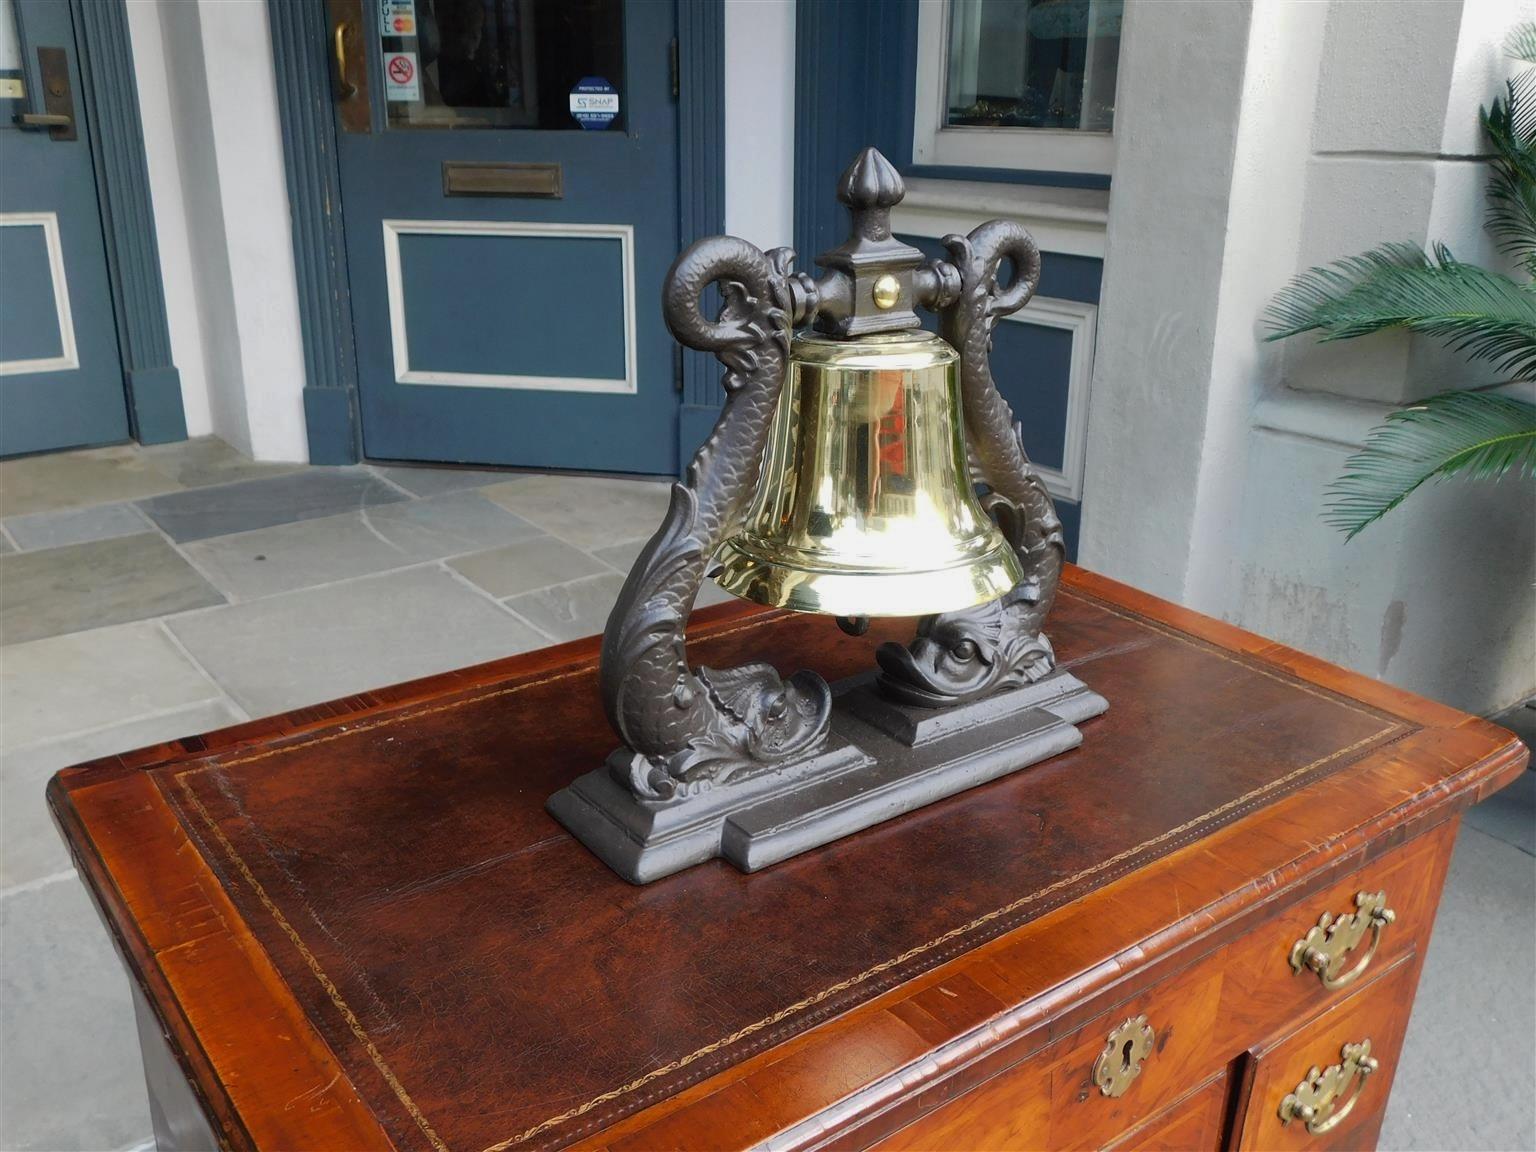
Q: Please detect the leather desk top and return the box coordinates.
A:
[49,567,1526,1152]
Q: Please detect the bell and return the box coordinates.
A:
[713,328,1024,617]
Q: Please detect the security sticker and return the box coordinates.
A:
[569,77,619,130]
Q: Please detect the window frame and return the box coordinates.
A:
[912,0,1119,177]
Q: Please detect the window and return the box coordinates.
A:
[383,0,626,132]
[914,0,1124,176]
[945,0,1121,132]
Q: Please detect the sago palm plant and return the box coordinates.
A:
[1264,25,1536,541]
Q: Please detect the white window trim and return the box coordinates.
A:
[892,176,1108,260]
[912,0,1117,177]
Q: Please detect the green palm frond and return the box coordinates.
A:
[1507,21,1536,66]
[1508,67,1536,138]
[1263,243,1536,378]
[1267,26,1536,538]
[1325,391,1536,539]
[1482,71,1536,271]
[1486,23,1536,272]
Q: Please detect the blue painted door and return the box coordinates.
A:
[334,0,679,474]
[0,0,127,457]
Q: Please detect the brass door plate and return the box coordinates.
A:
[442,162,563,199]
[327,0,370,134]
[36,47,76,140]
[1092,1014,1156,1098]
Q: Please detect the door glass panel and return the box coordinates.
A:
[383,0,626,132]
[0,0,20,67]
[0,0,24,105]
[944,0,1122,133]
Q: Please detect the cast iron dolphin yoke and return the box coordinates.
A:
[546,147,1108,883]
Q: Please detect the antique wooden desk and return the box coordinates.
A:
[50,567,1526,1152]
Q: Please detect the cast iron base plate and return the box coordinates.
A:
[547,669,1108,884]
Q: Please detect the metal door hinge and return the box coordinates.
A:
[669,37,679,100]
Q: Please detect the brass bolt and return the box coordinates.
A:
[872,274,900,310]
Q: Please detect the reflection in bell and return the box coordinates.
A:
[713,329,1024,617]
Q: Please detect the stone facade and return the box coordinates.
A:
[1081,0,1534,714]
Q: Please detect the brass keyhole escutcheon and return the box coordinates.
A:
[1092,1015,1155,1098]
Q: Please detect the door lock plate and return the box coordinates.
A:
[28,47,75,140]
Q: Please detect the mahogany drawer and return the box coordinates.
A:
[880,956,1226,1150]
[1234,955,1418,1151]
[873,826,1451,1152]
[1218,821,1450,1047]
[1105,1072,1228,1151]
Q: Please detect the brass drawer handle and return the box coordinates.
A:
[1279,1038,1379,1134]
[1092,1015,1155,1098]
[1289,890,1395,991]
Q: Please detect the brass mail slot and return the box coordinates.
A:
[442,161,563,199]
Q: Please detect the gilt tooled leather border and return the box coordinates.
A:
[164,593,1413,1152]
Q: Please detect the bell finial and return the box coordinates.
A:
[814,148,925,336]
[838,148,905,210]
[836,147,904,246]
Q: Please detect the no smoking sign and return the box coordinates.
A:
[383,51,420,102]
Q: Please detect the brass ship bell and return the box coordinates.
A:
[714,329,1023,617]
[712,154,1021,619]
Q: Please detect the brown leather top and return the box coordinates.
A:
[143,582,1414,1152]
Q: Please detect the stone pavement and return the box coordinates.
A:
[0,438,1530,1150]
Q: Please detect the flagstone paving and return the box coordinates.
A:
[0,533,224,644]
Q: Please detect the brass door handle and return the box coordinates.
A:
[14,112,72,130]
[333,21,357,100]
[1279,1038,1379,1134]
[1289,890,1395,991]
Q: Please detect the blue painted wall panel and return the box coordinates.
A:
[397,232,627,382]
[1036,253,1103,306]
[1058,499,1081,561]
[0,225,64,363]
[793,0,920,263]
[901,232,1101,308]
[989,321,1072,472]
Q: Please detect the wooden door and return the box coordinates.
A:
[330,0,681,474]
[0,0,127,456]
